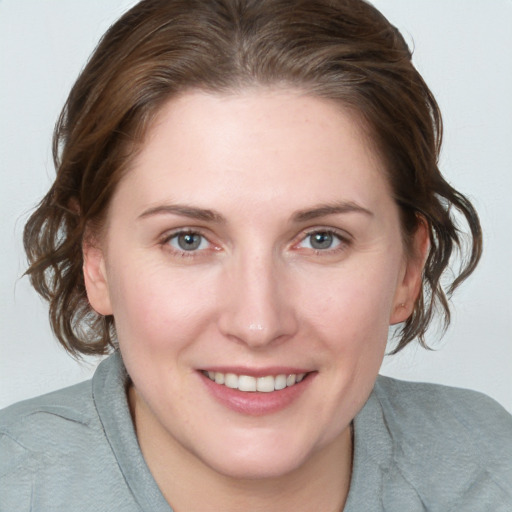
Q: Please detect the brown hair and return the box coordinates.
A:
[23,0,482,357]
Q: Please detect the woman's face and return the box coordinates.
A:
[85,89,424,479]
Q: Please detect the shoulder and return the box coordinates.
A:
[0,353,123,452]
[0,354,141,511]
[374,375,512,437]
[373,375,512,508]
[0,379,99,469]
[0,380,101,510]
[0,379,97,447]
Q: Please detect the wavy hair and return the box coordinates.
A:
[23,0,482,356]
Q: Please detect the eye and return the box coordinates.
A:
[297,230,346,251]
[167,231,210,252]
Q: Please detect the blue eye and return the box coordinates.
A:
[310,232,335,250]
[299,231,343,251]
[168,232,209,251]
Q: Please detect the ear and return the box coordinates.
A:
[390,217,430,325]
[83,239,113,316]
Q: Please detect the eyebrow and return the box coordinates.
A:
[138,200,373,223]
[292,201,374,222]
[138,204,226,223]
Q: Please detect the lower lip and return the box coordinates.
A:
[200,372,314,416]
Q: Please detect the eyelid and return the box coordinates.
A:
[292,227,352,253]
[303,227,351,239]
[159,227,219,255]
[300,226,352,242]
[158,226,352,256]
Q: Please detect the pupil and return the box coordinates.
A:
[311,232,333,250]
[178,233,201,250]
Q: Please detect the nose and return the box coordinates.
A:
[217,251,298,349]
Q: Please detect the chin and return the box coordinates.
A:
[187,425,333,481]
[203,449,310,481]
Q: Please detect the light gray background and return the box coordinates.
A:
[1,0,511,412]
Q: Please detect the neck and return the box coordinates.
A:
[129,385,353,512]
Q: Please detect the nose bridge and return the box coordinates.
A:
[219,246,296,347]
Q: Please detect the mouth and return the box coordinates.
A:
[201,370,309,392]
[199,369,315,415]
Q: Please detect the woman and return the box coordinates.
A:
[1,0,511,510]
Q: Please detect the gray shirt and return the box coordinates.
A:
[1,352,511,511]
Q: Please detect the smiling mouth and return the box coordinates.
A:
[201,371,308,392]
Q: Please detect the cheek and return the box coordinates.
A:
[107,261,220,351]
[300,260,399,343]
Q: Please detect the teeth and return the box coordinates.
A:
[256,376,275,393]
[238,375,257,392]
[224,373,238,389]
[203,371,307,392]
[274,374,287,390]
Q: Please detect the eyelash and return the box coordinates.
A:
[295,229,351,255]
[159,228,351,258]
[160,229,214,258]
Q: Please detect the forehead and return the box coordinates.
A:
[114,89,392,217]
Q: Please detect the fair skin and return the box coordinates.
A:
[84,89,428,511]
